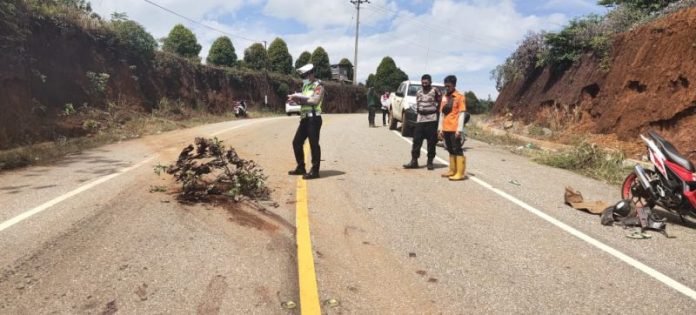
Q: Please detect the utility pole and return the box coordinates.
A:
[351,0,369,85]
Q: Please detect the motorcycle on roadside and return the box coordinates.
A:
[234,100,248,118]
[621,130,696,223]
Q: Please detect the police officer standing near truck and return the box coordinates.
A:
[288,64,325,180]
[403,74,442,170]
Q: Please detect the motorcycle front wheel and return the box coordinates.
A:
[621,171,656,208]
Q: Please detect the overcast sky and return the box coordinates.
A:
[90,0,608,99]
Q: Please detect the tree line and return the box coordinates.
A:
[162,24,421,92]
[160,23,352,81]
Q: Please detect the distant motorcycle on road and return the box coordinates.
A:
[234,100,248,118]
[621,131,696,223]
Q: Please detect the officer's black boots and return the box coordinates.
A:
[403,159,419,169]
[426,159,435,171]
[303,167,320,179]
[288,165,306,176]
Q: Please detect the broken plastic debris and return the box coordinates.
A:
[626,230,652,239]
[281,301,297,309]
[325,299,340,308]
[509,180,521,186]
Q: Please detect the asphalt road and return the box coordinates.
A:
[1,114,696,314]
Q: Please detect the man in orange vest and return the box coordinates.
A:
[438,75,467,181]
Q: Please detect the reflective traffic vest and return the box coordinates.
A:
[301,81,323,115]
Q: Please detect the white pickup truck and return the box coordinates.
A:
[388,80,445,137]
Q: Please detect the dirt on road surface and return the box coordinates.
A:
[1,114,696,314]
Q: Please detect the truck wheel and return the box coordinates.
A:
[400,113,409,137]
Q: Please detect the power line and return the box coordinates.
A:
[142,0,262,44]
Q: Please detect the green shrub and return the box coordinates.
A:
[534,141,628,184]
[207,36,237,67]
[82,119,100,131]
[63,103,76,116]
[276,82,289,98]
[86,71,110,95]
[161,24,202,61]
[491,32,546,91]
[110,18,157,60]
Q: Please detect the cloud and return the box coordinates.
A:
[544,0,598,11]
[262,0,397,29]
[90,0,580,98]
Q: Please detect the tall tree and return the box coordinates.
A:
[373,56,408,92]
[464,91,484,114]
[310,47,331,80]
[338,58,354,82]
[243,43,268,71]
[366,73,375,87]
[295,51,311,70]
[206,36,237,67]
[162,24,202,60]
[267,37,293,74]
[110,19,157,60]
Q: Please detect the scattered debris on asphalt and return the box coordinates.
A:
[156,137,271,203]
[564,187,672,238]
[626,229,652,239]
[325,298,340,308]
[281,301,297,309]
[601,200,671,238]
[564,186,608,215]
[148,185,167,193]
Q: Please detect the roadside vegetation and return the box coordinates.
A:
[468,121,631,184]
[534,141,630,184]
[0,100,277,171]
[491,0,696,91]
[0,0,372,171]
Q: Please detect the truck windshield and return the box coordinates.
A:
[407,85,421,96]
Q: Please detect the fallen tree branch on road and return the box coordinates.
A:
[156,137,271,203]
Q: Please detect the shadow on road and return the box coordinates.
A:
[319,170,346,178]
[654,208,696,230]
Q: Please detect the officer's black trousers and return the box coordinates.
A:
[443,131,464,156]
[411,121,438,161]
[368,107,376,126]
[293,116,322,170]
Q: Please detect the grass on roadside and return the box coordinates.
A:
[467,124,527,147]
[467,124,631,184]
[0,106,283,172]
[533,141,631,185]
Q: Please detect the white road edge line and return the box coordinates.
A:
[0,156,155,233]
[392,130,696,301]
[0,119,268,233]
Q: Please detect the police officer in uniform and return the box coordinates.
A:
[403,74,441,170]
[288,64,325,180]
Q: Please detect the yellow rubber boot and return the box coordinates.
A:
[441,155,455,177]
[449,155,467,181]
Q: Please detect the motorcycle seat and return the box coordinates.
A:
[648,131,695,172]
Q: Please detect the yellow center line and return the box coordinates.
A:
[296,143,321,314]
